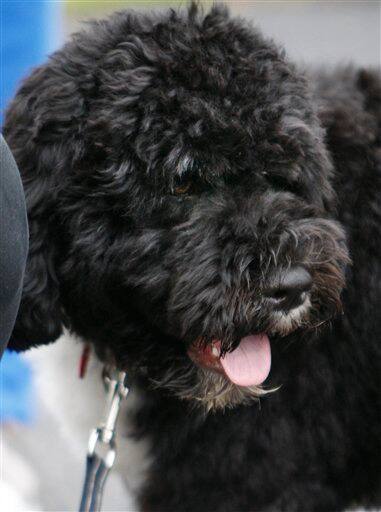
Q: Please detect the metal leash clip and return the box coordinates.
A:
[79,367,129,512]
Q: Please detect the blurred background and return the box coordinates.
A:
[2,0,380,113]
[1,1,380,511]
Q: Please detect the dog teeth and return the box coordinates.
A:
[212,346,220,357]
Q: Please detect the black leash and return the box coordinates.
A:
[79,368,129,512]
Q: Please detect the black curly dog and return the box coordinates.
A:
[4,4,380,511]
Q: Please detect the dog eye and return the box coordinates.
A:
[264,172,303,196]
[173,182,193,196]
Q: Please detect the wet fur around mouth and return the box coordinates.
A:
[4,3,381,511]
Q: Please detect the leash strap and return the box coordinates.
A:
[79,443,112,512]
[79,368,129,512]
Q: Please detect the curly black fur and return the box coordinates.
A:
[4,3,381,511]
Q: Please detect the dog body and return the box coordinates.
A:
[4,5,381,511]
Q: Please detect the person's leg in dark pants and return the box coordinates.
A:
[0,134,28,357]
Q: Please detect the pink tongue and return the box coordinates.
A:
[219,334,271,387]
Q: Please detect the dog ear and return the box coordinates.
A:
[7,231,63,352]
[3,57,89,351]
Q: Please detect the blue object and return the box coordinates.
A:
[1,0,63,119]
[0,350,34,423]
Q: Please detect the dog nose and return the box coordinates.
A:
[265,266,312,311]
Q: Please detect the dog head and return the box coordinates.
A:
[6,4,349,410]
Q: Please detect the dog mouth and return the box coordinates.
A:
[187,334,271,387]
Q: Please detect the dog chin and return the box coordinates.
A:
[153,342,278,412]
[178,368,276,412]
[149,354,276,412]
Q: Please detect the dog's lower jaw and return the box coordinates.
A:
[151,364,275,412]
[182,368,277,412]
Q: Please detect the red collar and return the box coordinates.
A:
[78,344,91,379]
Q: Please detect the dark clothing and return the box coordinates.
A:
[0,134,28,357]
